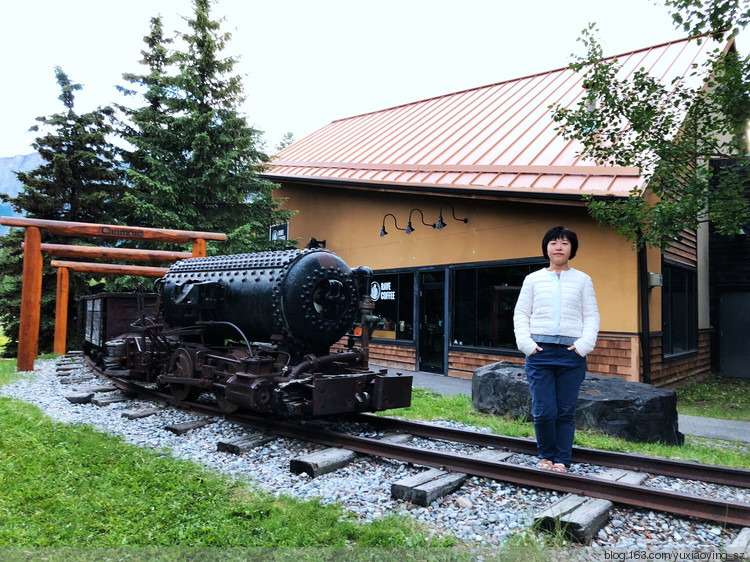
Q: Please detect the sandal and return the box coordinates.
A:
[551,463,567,473]
[537,459,554,470]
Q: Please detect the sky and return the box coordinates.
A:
[1,0,748,158]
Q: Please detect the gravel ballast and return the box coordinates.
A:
[1,358,747,551]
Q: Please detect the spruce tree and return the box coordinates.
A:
[0,67,124,355]
[10,68,124,222]
[551,5,749,249]
[117,0,293,254]
[116,16,182,230]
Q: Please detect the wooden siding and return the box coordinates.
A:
[664,228,697,267]
[331,340,416,372]
[586,333,641,382]
[448,351,524,380]
[335,331,711,389]
[648,329,712,388]
[368,342,416,371]
[444,333,640,381]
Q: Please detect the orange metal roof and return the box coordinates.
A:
[264,37,725,200]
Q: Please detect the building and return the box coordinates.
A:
[262,36,743,387]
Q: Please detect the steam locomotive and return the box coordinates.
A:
[79,249,412,417]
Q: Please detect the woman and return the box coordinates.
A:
[513,225,600,473]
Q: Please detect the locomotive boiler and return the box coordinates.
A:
[80,249,412,417]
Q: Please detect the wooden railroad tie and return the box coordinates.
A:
[66,392,95,404]
[290,432,413,478]
[290,448,357,477]
[55,353,83,367]
[217,433,275,454]
[91,392,134,407]
[121,407,163,420]
[65,384,121,404]
[164,419,215,435]
[727,527,750,556]
[391,468,468,506]
[391,449,513,507]
[533,468,648,545]
[58,376,95,385]
[56,364,84,374]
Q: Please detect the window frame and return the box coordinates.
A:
[369,270,416,343]
[450,257,545,354]
[661,259,698,359]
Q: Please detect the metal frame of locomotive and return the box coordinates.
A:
[79,249,412,416]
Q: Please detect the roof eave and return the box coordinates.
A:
[260,173,636,206]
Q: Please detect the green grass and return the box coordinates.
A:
[0,360,454,548]
[675,372,750,421]
[393,387,750,469]
[0,357,20,386]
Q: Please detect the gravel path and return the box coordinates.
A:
[2,358,747,551]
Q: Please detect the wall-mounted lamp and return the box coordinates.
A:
[436,203,468,229]
[379,213,406,237]
[647,272,663,288]
[305,237,326,249]
[405,208,436,235]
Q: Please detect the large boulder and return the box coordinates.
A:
[472,362,684,446]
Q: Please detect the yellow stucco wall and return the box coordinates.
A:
[276,183,650,334]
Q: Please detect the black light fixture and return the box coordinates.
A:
[379,213,406,237]
[405,208,436,235]
[436,203,468,229]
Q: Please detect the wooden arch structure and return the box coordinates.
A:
[0,217,226,371]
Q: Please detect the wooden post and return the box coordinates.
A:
[54,267,70,355]
[0,217,226,371]
[18,227,43,371]
[192,238,207,257]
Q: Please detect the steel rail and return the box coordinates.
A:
[86,359,750,527]
[227,410,750,527]
[352,414,750,489]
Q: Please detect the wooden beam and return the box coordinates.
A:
[50,260,169,278]
[39,243,191,262]
[18,227,43,372]
[54,267,69,355]
[2,217,222,371]
[192,238,207,257]
[1,217,226,243]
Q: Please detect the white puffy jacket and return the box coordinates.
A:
[513,267,600,357]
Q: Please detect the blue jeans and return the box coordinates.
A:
[525,344,586,467]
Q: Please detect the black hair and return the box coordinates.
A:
[542,225,578,260]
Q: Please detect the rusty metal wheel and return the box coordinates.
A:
[168,348,201,402]
[214,389,240,413]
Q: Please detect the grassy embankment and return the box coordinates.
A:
[0,354,747,548]
[0,359,455,548]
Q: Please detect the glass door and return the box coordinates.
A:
[418,271,445,373]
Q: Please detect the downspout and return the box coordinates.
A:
[638,240,652,384]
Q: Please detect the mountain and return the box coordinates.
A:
[0,153,42,234]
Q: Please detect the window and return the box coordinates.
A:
[662,263,697,356]
[370,272,414,341]
[452,263,541,350]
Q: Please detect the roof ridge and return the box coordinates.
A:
[329,35,707,125]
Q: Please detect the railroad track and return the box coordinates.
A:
[85,357,750,527]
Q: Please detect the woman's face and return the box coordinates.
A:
[547,236,572,268]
